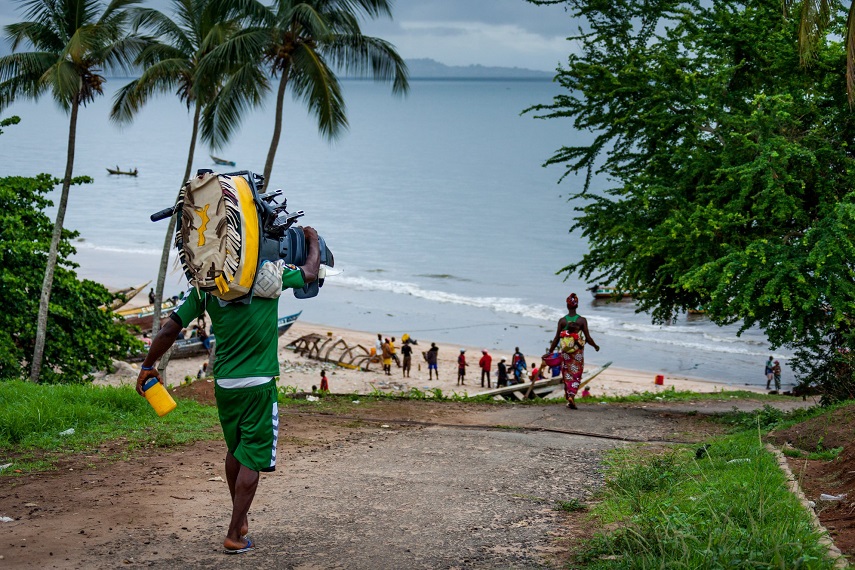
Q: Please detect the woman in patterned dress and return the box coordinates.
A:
[545,293,600,409]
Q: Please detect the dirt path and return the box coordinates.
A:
[0,397,811,569]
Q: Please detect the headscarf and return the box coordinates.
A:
[566,293,579,308]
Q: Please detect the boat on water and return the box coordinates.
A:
[133,312,301,360]
[210,154,236,167]
[106,167,138,176]
[589,284,633,299]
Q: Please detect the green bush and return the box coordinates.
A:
[0,172,142,383]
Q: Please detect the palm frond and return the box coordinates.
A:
[5,20,64,52]
[323,34,408,94]
[127,6,193,53]
[289,44,347,140]
[200,62,269,148]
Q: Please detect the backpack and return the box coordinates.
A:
[174,171,260,302]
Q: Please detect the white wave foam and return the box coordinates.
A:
[333,275,564,321]
[331,274,781,358]
[607,329,788,359]
[73,241,162,256]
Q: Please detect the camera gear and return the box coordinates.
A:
[150,169,333,302]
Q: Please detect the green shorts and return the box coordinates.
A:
[214,378,279,472]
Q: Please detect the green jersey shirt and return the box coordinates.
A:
[173,266,305,379]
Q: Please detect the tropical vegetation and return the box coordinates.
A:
[0,0,146,382]
[111,0,267,343]
[0,166,141,383]
[527,0,855,402]
[199,0,410,185]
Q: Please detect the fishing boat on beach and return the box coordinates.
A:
[114,300,179,333]
[133,312,301,360]
[106,167,138,176]
[105,281,151,311]
[589,284,633,299]
[210,154,236,166]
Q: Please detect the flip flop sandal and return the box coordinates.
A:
[224,537,253,555]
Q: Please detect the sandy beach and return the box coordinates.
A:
[96,289,761,397]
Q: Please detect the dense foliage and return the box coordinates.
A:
[0,173,142,383]
[528,0,855,401]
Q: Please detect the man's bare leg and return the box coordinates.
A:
[224,452,257,548]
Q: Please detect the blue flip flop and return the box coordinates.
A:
[224,537,253,555]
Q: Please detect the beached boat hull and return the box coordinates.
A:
[132,312,301,361]
[115,300,178,333]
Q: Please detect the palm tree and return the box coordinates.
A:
[111,0,267,344]
[200,0,410,186]
[784,0,855,103]
[0,0,146,383]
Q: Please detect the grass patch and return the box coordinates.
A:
[0,380,219,474]
[555,498,586,512]
[710,402,844,433]
[572,432,835,568]
[592,388,787,404]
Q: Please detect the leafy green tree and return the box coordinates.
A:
[111,0,266,343]
[201,0,410,186]
[527,0,855,400]
[0,172,142,383]
[0,0,145,382]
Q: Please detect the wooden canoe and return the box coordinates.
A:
[100,281,151,311]
[589,285,632,299]
[210,154,236,166]
[115,300,178,333]
[132,312,301,361]
[106,167,138,176]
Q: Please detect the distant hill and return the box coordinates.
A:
[402,58,553,80]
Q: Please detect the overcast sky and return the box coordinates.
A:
[0,0,576,71]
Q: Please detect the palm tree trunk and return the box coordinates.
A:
[29,96,80,383]
[263,68,290,186]
[150,101,201,380]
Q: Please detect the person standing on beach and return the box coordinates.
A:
[381,338,393,375]
[765,356,774,389]
[772,360,782,392]
[148,287,155,305]
[320,370,329,392]
[479,350,493,388]
[134,227,320,555]
[457,349,468,385]
[374,334,383,363]
[390,337,401,368]
[497,358,509,387]
[511,347,526,384]
[401,341,412,378]
[546,292,600,410]
[425,343,439,380]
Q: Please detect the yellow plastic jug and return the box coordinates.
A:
[143,377,177,416]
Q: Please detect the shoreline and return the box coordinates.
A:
[96,287,765,397]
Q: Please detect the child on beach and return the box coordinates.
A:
[320,370,329,392]
[457,349,467,385]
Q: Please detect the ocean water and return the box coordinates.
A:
[0,78,792,387]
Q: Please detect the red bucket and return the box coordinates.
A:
[543,353,562,367]
[654,374,665,385]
